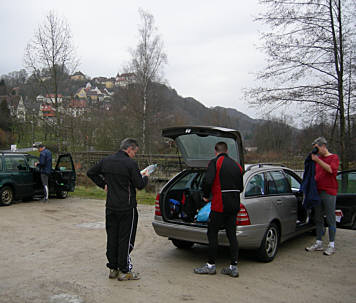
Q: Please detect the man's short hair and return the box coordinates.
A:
[120,138,139,151]
[215,141,228,153]
[38,144,44,148]
[312,137,327,146]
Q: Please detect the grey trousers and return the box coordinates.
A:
[314,191,336,242]
[40,174,49,199]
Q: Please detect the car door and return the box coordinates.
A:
[266,170,297,237]
[243,172,273,225]
[4,155,35,198]
[336,170,356,228]
[26,155,42,193]
[52,154,76,192]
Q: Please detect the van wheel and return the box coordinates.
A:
[56,190,68,199]
[257,223,279,262]
[0,186,14,206]
[171,239,194,249]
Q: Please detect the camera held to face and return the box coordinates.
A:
[312,146,319,155]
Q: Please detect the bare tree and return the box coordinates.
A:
[24,11,78,151]
[248,0,356,169]
[129,8,167,153]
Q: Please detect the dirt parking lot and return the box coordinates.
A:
[0,197,355,303]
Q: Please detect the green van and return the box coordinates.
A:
[0,152,76,205]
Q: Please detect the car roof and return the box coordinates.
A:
[0,152,30,156]
[244,163,296,177]
[245,163,286,172]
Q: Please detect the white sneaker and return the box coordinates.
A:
[323,245,336,256]
[305,242,323,252]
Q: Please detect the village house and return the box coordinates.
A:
[70,71,86,81]
[115,73,135,87]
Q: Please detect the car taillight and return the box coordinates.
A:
[236,203,251,226]
[155,193,162,216]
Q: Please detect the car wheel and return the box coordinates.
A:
[56,190,68,199]
[257,222,279,262]
[171,239,194,249]
[0,186,14,206]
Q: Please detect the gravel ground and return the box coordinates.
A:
[0,197,355,303]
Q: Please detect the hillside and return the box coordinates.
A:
[149,83,260,142]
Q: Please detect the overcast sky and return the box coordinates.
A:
[0,0,266,119]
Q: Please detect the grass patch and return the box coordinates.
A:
[71,185,156,205]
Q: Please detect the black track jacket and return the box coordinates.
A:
[87,151,148,212]
[202,153,243,214]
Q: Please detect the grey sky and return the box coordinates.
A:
[0,0,266,118]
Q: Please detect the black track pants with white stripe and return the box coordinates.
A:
[105,207,138,272]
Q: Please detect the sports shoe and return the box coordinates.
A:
[323,245,336,256]
[193,263,216,275]
[305,242,323,252]
[118,270,140,281]
[109,269,118,279]
[221,265,239,278]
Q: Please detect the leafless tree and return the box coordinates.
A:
[129,8,167,153]
[24,11,79,151]
[248,0,356,169]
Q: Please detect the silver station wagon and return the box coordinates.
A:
[152,126,315,262]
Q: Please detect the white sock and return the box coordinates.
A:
[207,263,215,268]
[230,264,237,269]
[44,186,49,199]
[329,242,335,248]
[316,240,322,245]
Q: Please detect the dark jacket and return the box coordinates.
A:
[300,154,321,209]
[202,153,243,214]
[87,150,148,211]
[38,148,52,175]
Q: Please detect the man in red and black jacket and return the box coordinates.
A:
[194,142,243,277]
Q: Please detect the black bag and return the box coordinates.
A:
[182,191,205,222]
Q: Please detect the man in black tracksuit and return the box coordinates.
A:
[194,141,243,277]
[87,138,148,281]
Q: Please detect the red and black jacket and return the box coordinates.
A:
[202,153,243,214]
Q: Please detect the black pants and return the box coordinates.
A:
[207,211,238,265]
[105,207,138,273]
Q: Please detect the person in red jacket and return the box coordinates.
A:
[194,141,243,277]
[305,137,339,256]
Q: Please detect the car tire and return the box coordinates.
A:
[171,239,194,249]
[56,190,68,199]
[257,222,279,262]
[0,186,14,206]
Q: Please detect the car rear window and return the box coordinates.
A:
[177,134,239,162]
[245,173,265,197]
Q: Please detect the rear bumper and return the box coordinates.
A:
[152,216,267,249]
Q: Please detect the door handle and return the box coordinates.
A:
[275,200,283,205]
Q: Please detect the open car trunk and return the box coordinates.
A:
[160,126,245,226]
[161,169,209,226]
